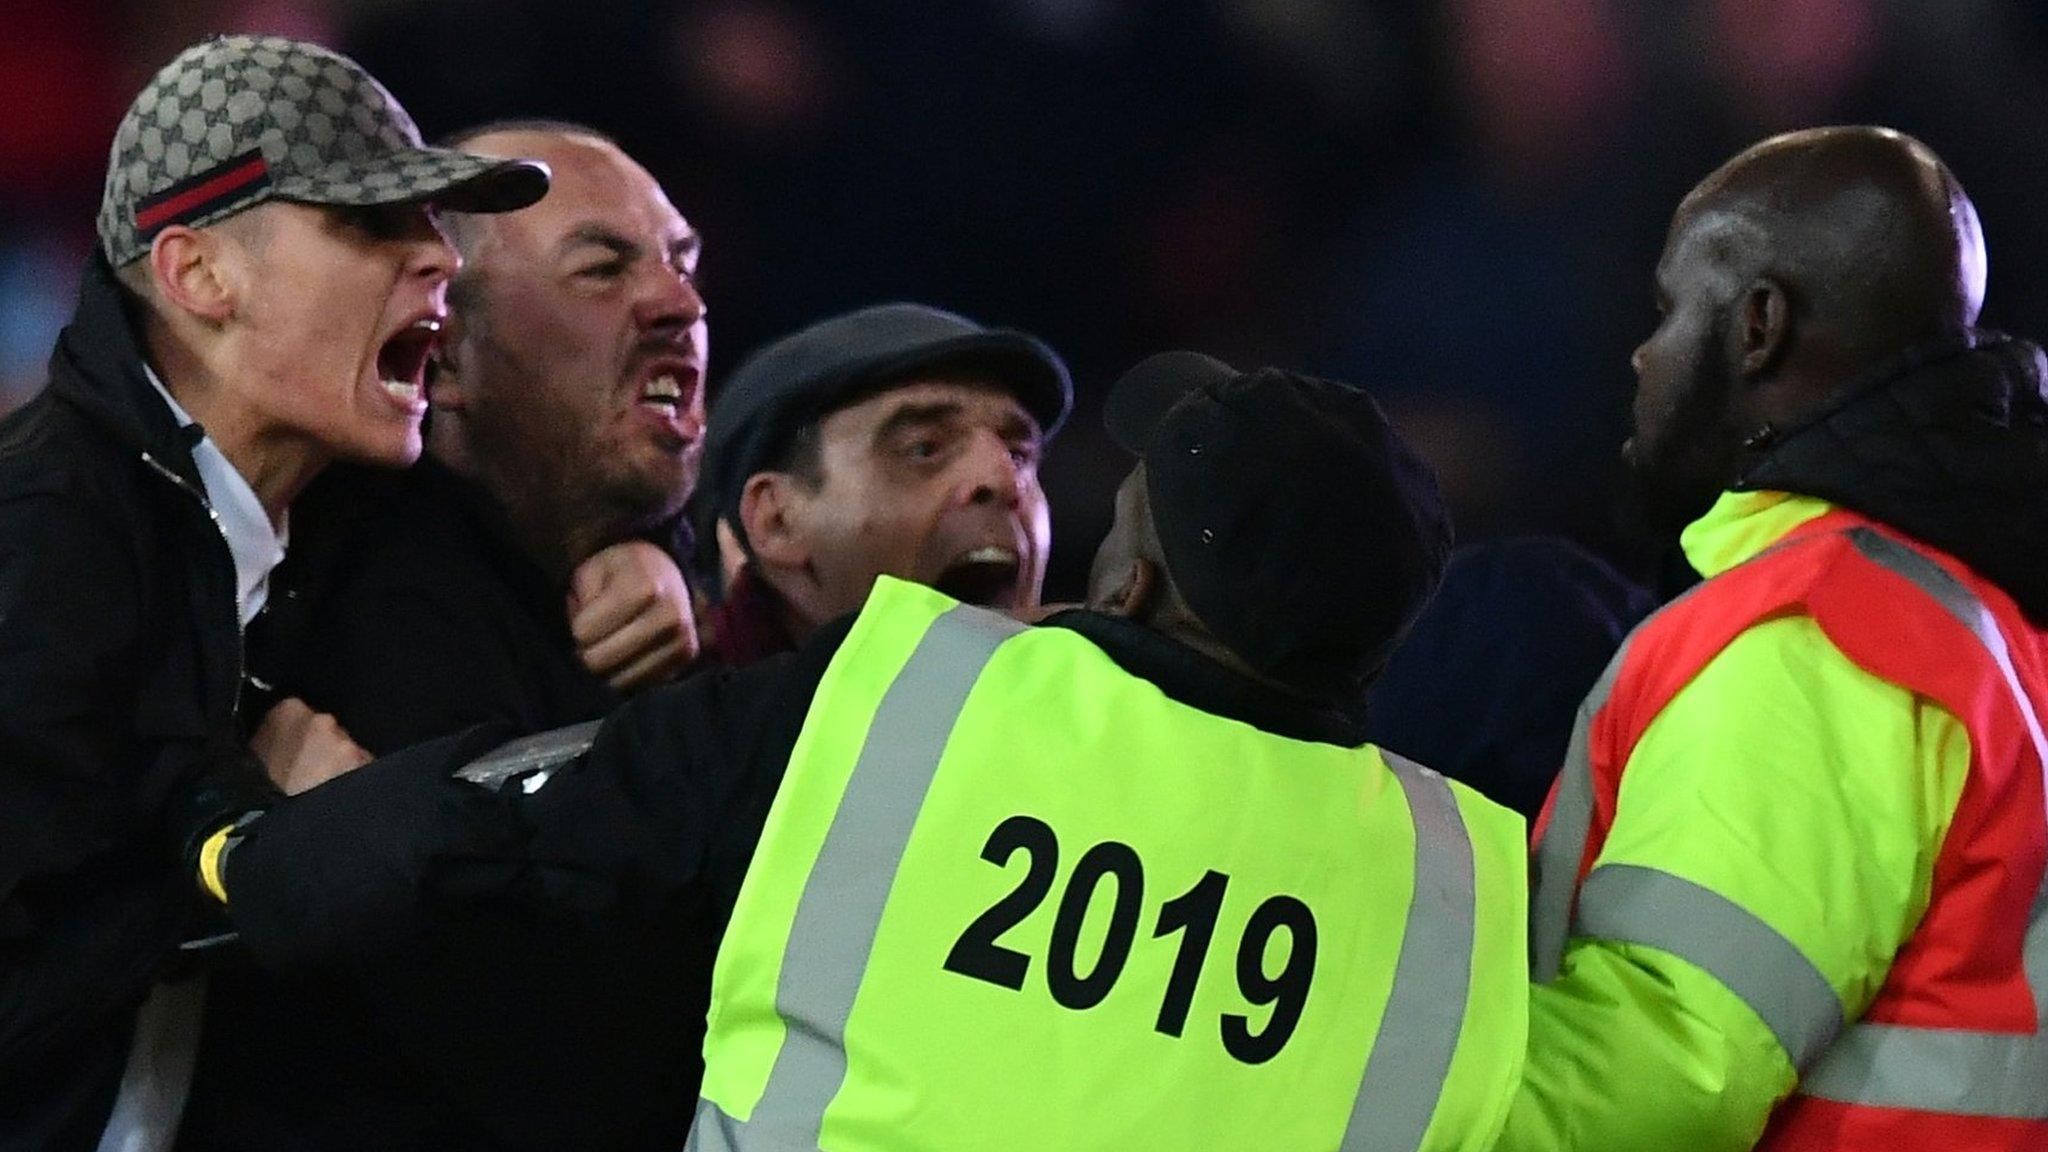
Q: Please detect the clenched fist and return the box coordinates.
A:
[250,697,371,796]
[568,539,701,692]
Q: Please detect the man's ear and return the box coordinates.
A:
[1734,277,1792,379]
[147,226,238,325]
[738,473,809,571]
[1094,557,1159,620]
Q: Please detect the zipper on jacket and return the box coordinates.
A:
[140,451,247,725]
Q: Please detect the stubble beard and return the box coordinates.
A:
[1623,317,1743,537]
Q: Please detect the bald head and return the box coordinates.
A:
[424,119,707,579]
[1624,127,1987,531]
[1673,126,1984,362]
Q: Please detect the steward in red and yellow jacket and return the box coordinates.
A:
[1502,127,2048,1151]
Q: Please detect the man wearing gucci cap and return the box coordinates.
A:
[0,34,544,1150]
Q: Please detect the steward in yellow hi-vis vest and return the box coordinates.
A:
[181,350,1526,1151]
[689,353,1527,1152]
[1500,128,2048,1151]
[691,577,1526,1151]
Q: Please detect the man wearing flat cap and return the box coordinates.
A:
[181,352,1529,1149]
[697,302,1071,664]
[0,34,545,1150]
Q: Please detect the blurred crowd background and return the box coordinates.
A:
[9,0,2048,597]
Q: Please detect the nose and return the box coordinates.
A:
[634,266,707,334]
[412,214,461,285]
[959,429,1024,510]
[1629,338,1649,381]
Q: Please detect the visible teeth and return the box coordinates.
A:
[381,379,421,403]
[410,318,443,334]
[643,374,682,402]
[964,546,1017,565]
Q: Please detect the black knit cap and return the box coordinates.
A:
[704,303,1072,537]
[1105,351,1453,699]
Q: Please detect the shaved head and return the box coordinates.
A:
[1674,126,1984,361]
[1624,127,1989,530]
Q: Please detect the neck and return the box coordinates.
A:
[429,424,639,584]
[745,562,826,643]
[147,332,322,528]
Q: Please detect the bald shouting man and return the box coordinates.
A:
[1507,127,2048,1149]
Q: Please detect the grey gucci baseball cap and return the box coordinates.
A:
[98,35,550,267]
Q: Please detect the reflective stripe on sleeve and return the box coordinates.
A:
[1530,640,1629,982]
[1337,753,1476,1152]
[1800,1023,2048,1119]
[1574,863,1845,1069]
[453,719,603,792]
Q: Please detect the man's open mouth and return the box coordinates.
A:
[376,318,442,406]
[933,545,1023,606]
[636,364,701,419]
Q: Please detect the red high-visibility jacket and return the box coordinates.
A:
[1503,491,2047,1151]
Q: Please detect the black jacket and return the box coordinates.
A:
[212,608,1364,1148]
[1738,330,2048,621]
[0,257,253,1150]
[179,459,689,1152]
[251,457,631,755]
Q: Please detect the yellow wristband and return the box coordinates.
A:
[197,825,236,905]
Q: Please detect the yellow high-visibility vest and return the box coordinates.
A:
[691,577,1527,1152]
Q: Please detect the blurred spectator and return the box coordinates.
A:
[13,0,2048,590]
[1364,537,1657,817]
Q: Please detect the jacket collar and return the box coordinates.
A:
[1043,608,1368,748]
[1680,490,1835,578]
[705,567,802,668]
[1733,330,2048,620]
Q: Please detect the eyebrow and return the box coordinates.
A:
[873,401,963,444]
[871,400,1042,447]
[558,223,701,268]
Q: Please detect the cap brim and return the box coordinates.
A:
[274,148,550,214]
[1104,350,1237,454]
[837,330,1075,440]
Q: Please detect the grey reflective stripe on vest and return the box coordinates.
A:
[1574,864,1844,1069]
[1336,753,1478,1152]
[1790,528,2048,1118]
[691,612,1489,1152]
[689,604,1026,1151]
[95,976,205,1152]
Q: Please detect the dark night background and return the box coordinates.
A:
[10,0,2048,596]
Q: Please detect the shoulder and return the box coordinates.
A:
[0,389,144,513]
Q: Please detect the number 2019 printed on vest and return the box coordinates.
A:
[942,815,1317,1064]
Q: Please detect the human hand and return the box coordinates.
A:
[568,540,701,692]
[250,697,372,796]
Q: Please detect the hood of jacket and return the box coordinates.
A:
[1737,330,2048,621]
[40,254,202,487]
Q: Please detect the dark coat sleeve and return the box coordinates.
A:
[218,615,852,975]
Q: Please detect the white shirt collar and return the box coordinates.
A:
[143,366,289,627]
